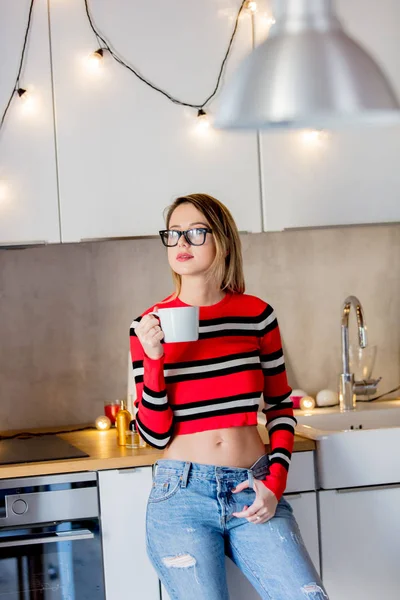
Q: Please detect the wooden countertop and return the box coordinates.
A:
[0,425,315,480]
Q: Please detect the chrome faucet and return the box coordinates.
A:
[339,295,382,411]
[339,296,367,411]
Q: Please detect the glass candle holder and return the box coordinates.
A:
[104,400,120,426]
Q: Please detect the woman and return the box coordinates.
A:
[130,194,328,600]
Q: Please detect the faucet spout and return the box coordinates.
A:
[339,295,368,411]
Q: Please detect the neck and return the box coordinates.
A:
[178,278,225,307]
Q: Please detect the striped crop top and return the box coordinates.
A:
[129,292,296,499]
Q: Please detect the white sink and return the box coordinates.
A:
[296,399,400,432]
[258,399,400,490]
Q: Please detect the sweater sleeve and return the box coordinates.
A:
[259,304,296,500]
[129,315,174,449]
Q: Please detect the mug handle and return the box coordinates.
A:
[147,310,165,343]
[148,310,160,319]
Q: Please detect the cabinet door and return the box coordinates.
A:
[162,491,320,600]
[98,467,160,600]
[256,1,400,231]
[320,486,400,600]
[49,0,262,242]
[0,0,60,245]
[285,492,320,575]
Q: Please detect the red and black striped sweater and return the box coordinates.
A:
[129,292,296,500]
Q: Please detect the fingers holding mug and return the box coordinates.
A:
[135,307,164,359]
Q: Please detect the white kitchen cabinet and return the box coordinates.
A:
[285,492,320,575]
[0,0,60,245]
[98,467,160,600]
[49,0,262,242]
[255,0,400,231]
[320,485,400,600]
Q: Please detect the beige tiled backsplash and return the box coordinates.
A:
[1,224,399,430]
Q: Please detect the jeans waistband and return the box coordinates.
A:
[153,453,270,489]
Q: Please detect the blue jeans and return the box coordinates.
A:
[145,453,329,599]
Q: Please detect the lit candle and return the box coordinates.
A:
[300,396,316,411]
[95,415,111,431]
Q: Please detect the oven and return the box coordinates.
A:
[0,471,105,599]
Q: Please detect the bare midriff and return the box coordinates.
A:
[162,425,266,468]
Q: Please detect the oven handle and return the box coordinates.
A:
[0,528,94,548]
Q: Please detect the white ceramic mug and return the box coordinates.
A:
[149,306,199,343]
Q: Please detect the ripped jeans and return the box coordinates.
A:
[145,453,329,600]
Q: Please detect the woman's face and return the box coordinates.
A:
[166,203,217,278]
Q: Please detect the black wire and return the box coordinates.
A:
[0,426,97,441]
[0,0,35,132]
[369,384,400,402]
[84,0,247,110]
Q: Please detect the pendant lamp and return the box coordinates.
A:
[214,0,400,129]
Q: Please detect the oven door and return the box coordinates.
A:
[0,518,105,599]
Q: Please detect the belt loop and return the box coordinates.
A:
[247,469,255,490]
[180,461,191,488]
[153,461,158,479]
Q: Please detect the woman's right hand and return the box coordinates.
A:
[134,308,164,360]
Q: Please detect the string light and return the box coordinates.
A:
[0,0,277,138]
[0,0,252,131]
[83,0,248,119]
[16,87,36,115]
[86,48,105,73]
[245,1,257,12]
[196,109,211,132]
[0,0,34,132]
[300,129,329,146]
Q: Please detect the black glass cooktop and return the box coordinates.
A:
[0,435,89,465]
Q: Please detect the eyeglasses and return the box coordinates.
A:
[159,228,213,247]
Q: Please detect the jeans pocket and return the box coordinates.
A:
[148,474,182,503]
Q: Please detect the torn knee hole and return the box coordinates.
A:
[162,553,196,569]
[301,583,329,598]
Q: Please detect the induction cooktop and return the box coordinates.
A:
[0,435,89,465]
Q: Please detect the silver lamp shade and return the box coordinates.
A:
[214,0,400,129]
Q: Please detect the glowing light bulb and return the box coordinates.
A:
[86,48,104,73]
[17,88,36,114]
[0,180,10,205]
[300,396,316,411]
[300,129,329,146]
[245,1,257,12]
[95,415,111,431]
[196,108,210,132]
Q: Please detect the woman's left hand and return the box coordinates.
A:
[231,479,278,524]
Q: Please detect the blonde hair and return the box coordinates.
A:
[164,193,245,295]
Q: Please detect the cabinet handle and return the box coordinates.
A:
[0,240,48,249]
[117,467,148,474]
[284,493,302,499]
[337,483,400,494]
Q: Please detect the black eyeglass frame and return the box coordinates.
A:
[158,228,213,247]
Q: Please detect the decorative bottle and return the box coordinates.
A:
[116,400,131,446]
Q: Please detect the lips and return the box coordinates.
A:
[176,253,193,261]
